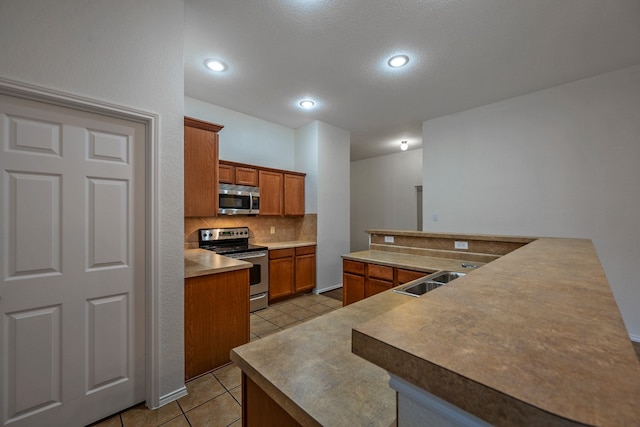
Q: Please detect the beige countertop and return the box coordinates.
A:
[342,249,484,272]
[231,289,414,427]
[253,240,316,250]
[353,238,640,426]
[184,248,251,278]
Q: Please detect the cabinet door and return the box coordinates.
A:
[259,170,283,216]
[284,173,305,216]
[269,249,295,300]
[343,272,365,306]
[185,269,249,380]
[295,246,316,292]
[184,118,221,217]
[365,277,393,298]
[236,166,259,186]
[218,162,235,184]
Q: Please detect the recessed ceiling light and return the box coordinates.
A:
[299,99,316,109]
[388,55,409,68]
[400,140,408,151]
[204,59,227,72]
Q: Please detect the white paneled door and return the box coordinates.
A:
[0,94,145,426]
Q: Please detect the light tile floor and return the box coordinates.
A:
[90,292,342,427]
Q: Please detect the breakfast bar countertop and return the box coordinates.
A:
[353,238,640,426]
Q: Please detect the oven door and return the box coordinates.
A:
[226,250,269,312]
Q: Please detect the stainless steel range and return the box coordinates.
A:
[198,227,269,312]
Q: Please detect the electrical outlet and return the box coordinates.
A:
[454,241,468,250]
[432,212,439,222]
[270,226,276,234]
[384,236,394,243]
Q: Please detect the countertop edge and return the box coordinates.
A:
[341,250,484,273]
[184,248,252,279]
[253,240,316,250]
[230,349,322,427]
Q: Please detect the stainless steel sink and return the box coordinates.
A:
[430,271,465,283]
[393,271,465,297]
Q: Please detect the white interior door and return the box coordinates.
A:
[0,94,145,426]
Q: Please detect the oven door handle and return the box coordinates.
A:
[227,251,267,260]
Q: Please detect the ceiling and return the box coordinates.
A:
[184,0,640,161]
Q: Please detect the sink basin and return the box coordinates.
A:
[430,271,466,283]
[393,271,466,297]
[393,280,443,297]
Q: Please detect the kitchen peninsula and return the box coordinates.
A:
[230,232,640,426]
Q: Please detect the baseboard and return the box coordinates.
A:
[630,334,640,343]
[313,284,343,294]
[156,386,187,408]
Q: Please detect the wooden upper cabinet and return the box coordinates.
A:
[284,173,305,216]
[236,166,259,186]
[218,162,235,184]
[259,170,284,216]
[184,117,222,217]
[219,161,259,186]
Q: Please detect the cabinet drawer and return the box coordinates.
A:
[269,248,295,259]
[367,263,393,281]
[343,260,365,275]
[397,269,432,284]
[295,245,316,256]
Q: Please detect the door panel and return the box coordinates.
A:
[0,94,145,427]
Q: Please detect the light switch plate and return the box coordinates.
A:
[454,241,468,250]
[384,236,395,243]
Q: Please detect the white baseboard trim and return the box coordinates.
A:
[155,386,187,409]
[630,334,640,343]
[313,284,343,294]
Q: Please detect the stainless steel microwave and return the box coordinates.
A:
[218,184,260,215]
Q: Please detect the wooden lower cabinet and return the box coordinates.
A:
[342,260,433,306]
[365,264,394,298]
[343,272,365,305]
[294,246,316,292]
[269,248,295,300]
[184,269,249,380]
[343,260,365,305]
[269,245,316,302]
[243,373,301,426]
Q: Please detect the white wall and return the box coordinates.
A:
[422,65,640,338]
[350,149,423,251]
[185,97,295,170]
[317,122,351,292]
[295,122,319,213]
[0,0,185,405]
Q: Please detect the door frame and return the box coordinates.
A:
[0,77,163,409]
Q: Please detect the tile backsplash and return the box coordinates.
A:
[185,214,317,248]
